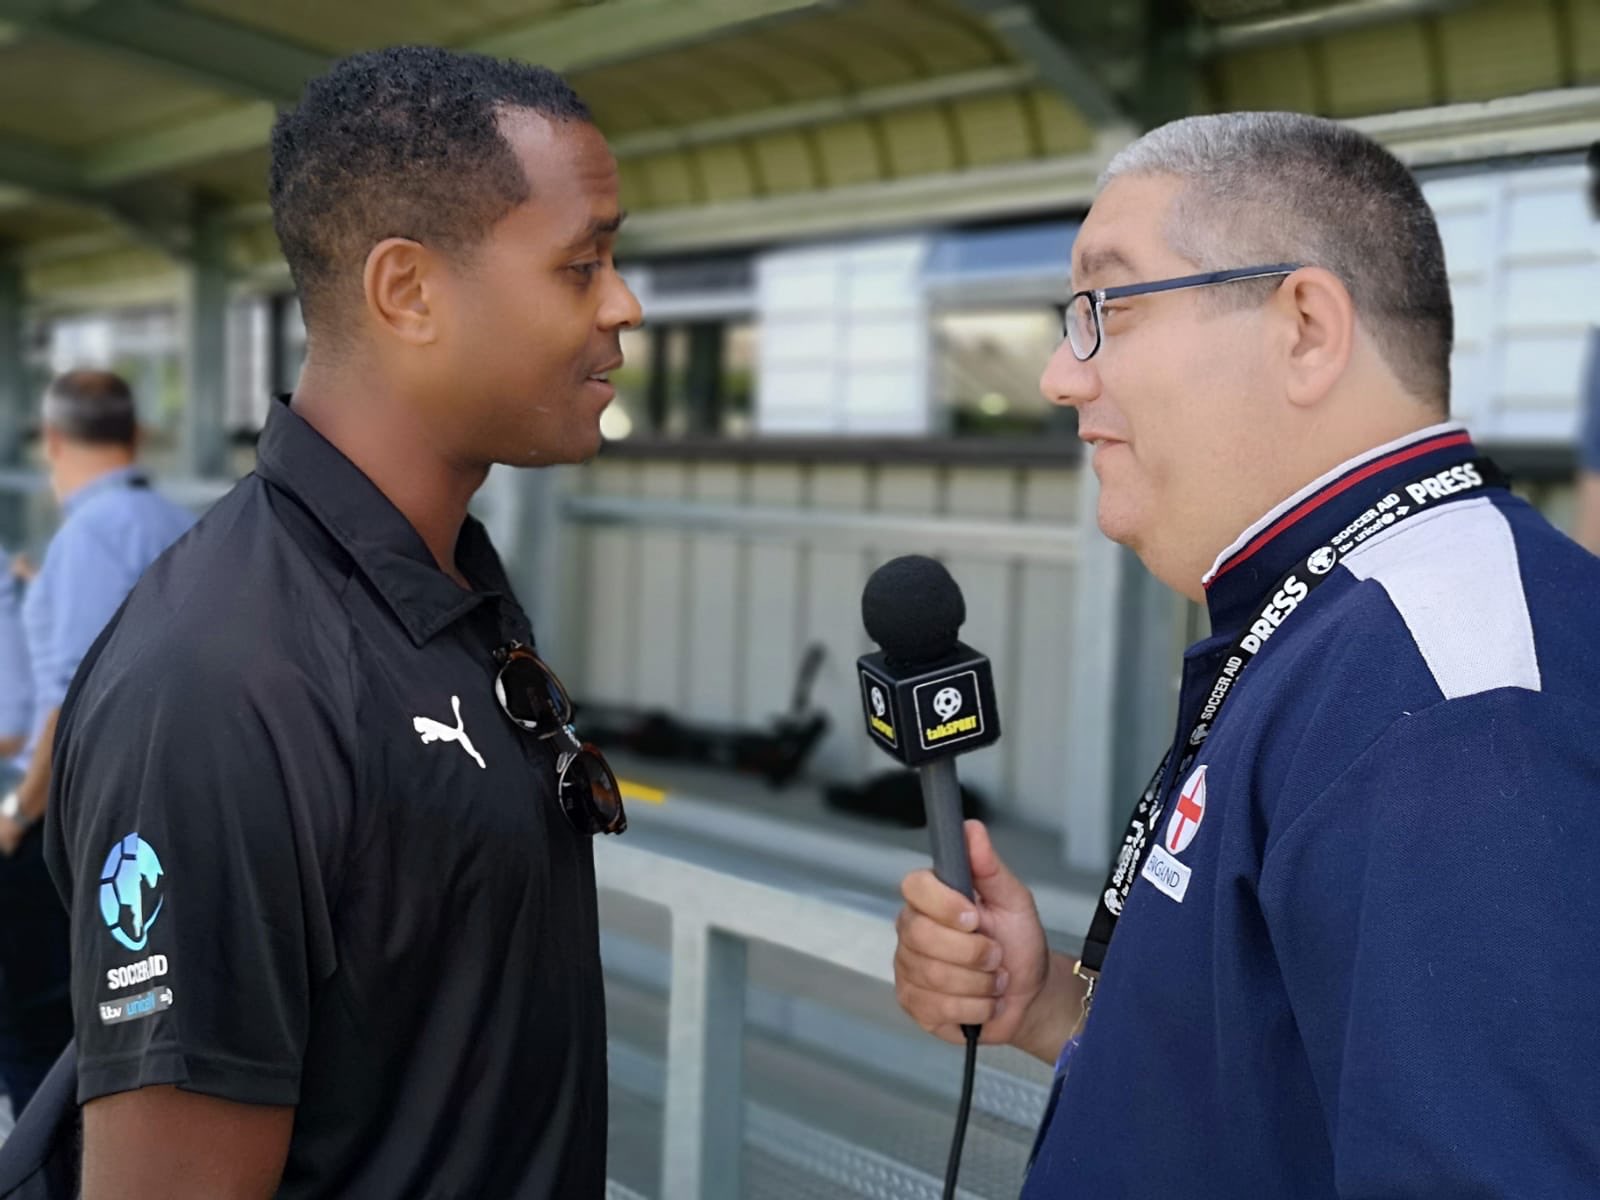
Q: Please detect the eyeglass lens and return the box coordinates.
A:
[1065,293,1098,360]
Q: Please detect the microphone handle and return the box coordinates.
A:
[918,757,973,901]
[919,757,981,1042]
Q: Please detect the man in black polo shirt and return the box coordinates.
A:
[43,47,640,1198]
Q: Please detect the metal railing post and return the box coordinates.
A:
[181,208,229,479]
[661,919,747,1200]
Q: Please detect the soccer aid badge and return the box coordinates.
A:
[96,833,176,1026]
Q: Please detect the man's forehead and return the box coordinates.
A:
[1072,175,1182,285]
[498,114,624,237]
[509,119,616,181]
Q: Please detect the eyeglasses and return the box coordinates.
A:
[1063,262,1303,362]
[493,642,627,837]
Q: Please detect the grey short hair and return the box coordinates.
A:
[1101,112,1453,411]
[42,369,138,446]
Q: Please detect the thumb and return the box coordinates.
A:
[965,820,1034,915]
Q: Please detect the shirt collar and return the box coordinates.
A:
[253,396,511,648]
[62,464,147,516]
[1201,421,1480,634]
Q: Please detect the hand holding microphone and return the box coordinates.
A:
[895,820,1050,1048]
[857,554,1052,1048]
[858,555,1057,1199]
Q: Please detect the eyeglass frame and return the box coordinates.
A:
[1063,262,1305,362]
[492,641,628,837]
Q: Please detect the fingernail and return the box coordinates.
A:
[984,945,1003,970]
[994,969,1009,996]
[959,910,978,929]
[994,998,1008,1018]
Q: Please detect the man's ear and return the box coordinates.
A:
[362,238,441,347]
[1276,266,1355,410]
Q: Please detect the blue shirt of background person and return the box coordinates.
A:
[19,464,194,749]
[3,370,194,845]
[0,548,31,752]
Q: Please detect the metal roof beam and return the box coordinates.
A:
[1194,0,1480,56]
[0,184,33,213]
[0,134,193,259]
[953,0,1133,131]
[611,64,1036,158]
[81,102,275,189]
[0,0,329,103]
[0,133,83,197]
[474,0,839,72]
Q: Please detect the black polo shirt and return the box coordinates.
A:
[44,398,607,1198]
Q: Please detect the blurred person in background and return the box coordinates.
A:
[0,550,30,760]
[1574,141,1600,554]
[893,112,1600,1197]
[44,45,638,1199]
[0,369,192,1115]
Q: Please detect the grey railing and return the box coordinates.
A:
[596,839,903,1200]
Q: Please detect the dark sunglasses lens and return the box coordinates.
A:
[560,750,625,834]
[497,656,569,731]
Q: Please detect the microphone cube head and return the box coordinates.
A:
[857,642,1001,766]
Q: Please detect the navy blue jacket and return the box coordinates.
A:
[1024,423,1600,1198]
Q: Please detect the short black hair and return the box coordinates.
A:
[268,46,593,339]
[43,369,137,446]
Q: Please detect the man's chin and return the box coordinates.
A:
[1095,493,1143,548]
[505,428,604,469]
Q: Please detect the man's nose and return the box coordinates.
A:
[603,271,644,332]
[1039,338,1100,411]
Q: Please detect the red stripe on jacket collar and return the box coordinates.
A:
[1204,430,1473,590]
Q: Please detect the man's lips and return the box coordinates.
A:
[586,357,623,385]
[1078,430,1127,449]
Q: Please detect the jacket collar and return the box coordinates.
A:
[1202,421,1481,634]
[253,396,513,647]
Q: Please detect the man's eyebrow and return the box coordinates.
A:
[563,211,628,250]
[1073,245,1135,288]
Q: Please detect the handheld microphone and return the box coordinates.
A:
[858,555,1001,899]
[858,554,1002,1200]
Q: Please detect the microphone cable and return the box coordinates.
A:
[943,1023,980,1200]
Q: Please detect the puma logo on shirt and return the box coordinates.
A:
[413,695,486,770]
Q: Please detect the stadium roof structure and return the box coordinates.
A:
[0,0,1594,311]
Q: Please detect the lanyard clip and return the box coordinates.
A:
[1073,959,1099,1014]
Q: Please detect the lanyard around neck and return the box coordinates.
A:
[1076,456,1506,991]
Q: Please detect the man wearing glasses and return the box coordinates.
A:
[43,47,638,1198]
[894,112,1600,1196]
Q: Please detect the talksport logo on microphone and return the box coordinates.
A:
[913,670,984,752]
[860,668,899,749]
